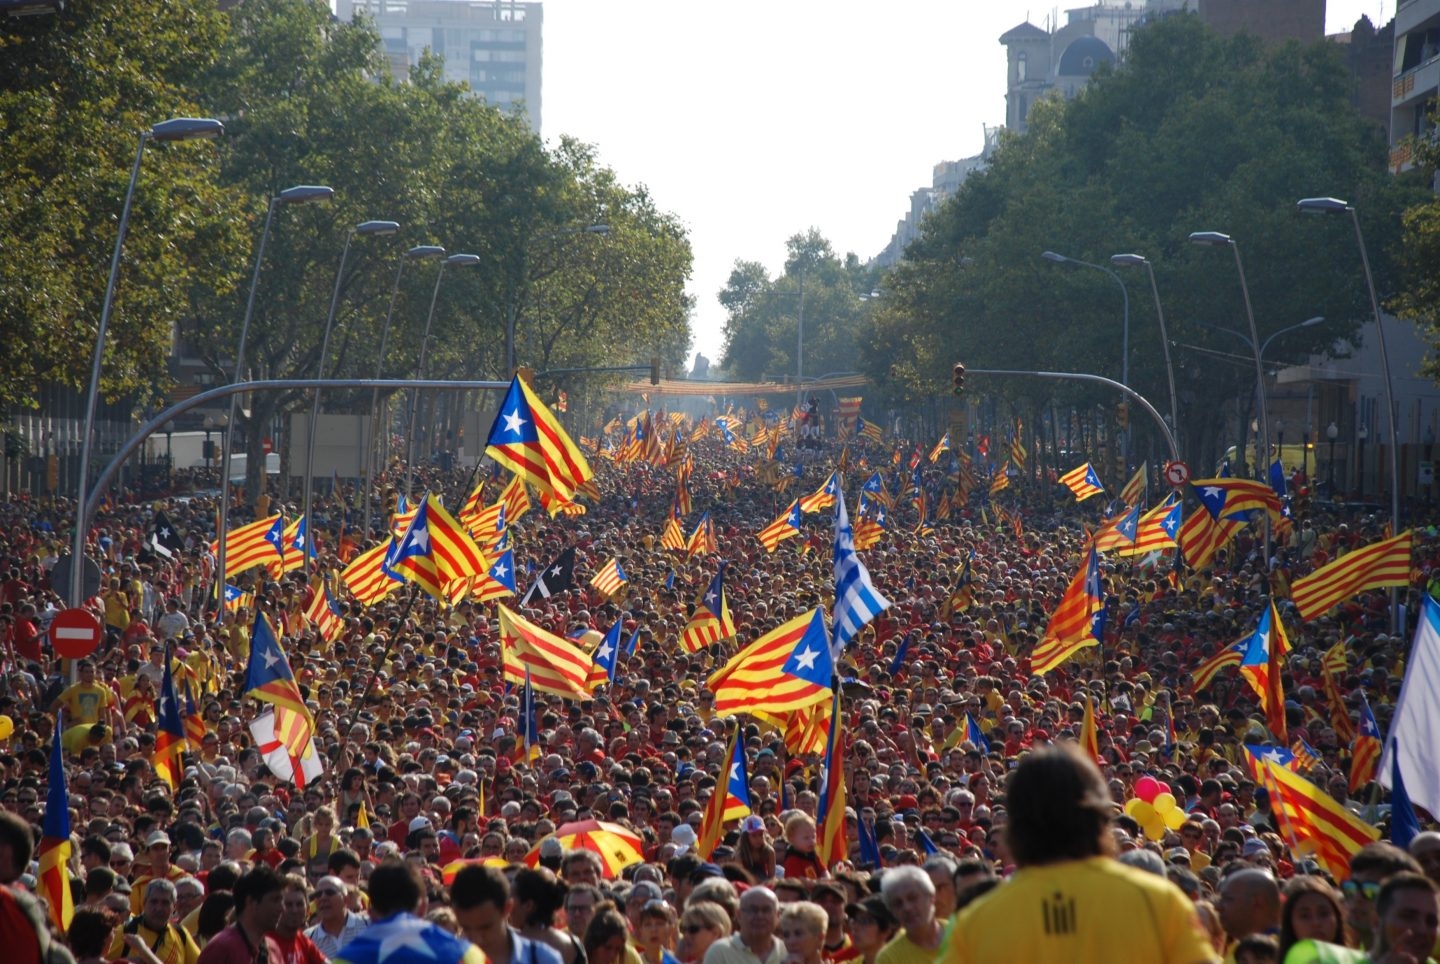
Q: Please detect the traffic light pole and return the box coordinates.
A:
[960,368,1179,463]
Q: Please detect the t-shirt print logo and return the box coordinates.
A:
[1043,891,1076,935]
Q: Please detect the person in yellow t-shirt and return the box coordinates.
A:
[941,745,1220,964]
[53,658,119,727]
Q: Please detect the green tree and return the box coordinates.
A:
[1390,107,1440,373]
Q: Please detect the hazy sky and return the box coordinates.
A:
[541,1,1392,368]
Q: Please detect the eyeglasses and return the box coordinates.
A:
[682,925,708,935]
[1341,880,1382,901]
[314,889,341,898]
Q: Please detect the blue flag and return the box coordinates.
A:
[857,815,881,868]
[593,621,621,684]
[888,634,913,676]
[1391,740,1422,849]
[916,827,939,856]
[966,713,990,754]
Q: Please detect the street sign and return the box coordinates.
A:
[51,553,102,602]
[1165,460,1191,487]
[262,438,274,454]
[50,607,102,659]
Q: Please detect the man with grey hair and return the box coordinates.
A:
[877,866,942,964]
[690,876,741,924]
[305,874,369,958]
[108,878,203,964]
[703,886,784,964]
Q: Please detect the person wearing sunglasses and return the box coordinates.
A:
[1342,842,1425,949]
[304,876,368,959]
[676,902,730,964]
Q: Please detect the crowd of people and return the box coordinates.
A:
[0,419,1436,964]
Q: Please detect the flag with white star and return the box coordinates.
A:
[521,545,575,604]
[153,644,187,788]
[586,620,622,691]
[484,375,593,507]
[708,608,834,717]
[332,910,487,964]
[149,510,185,559]
[243,613,314,759]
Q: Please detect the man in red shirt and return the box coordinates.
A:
[198,866,284,964]
[272,874,327,964]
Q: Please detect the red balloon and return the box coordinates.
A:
[1134,775,1162,804]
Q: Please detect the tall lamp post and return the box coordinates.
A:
[216,184,333,600]
[70,117,224,607]
[1357,424,1369,498]
[1297,197,1402,582]
[504,223,608,374]
[1042,251,1130,388]
[363,244,446,541]
[302,219,399,560]
[1327,421,1339,497]
[1110,253,1178,443]
[405,253,481,498]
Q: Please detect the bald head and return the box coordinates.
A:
[1217,868,1281,940]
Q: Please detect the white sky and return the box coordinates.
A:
[541,0,1391,368]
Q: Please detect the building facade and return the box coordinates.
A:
[335,0,543,131]
[1390,0,1440,174]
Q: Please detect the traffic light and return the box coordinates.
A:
[650,357,661,386]
[952,363,966,396]
[1116,401,1129,430]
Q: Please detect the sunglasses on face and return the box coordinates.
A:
[1341,880,1382,901]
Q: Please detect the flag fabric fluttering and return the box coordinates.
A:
[927,432,950,464]
[1290,531,1413,620]
[485,375,593,506]
[341,541,404,606]
[212,514,284,578]
[816,687,848,868]
[1175,507,1244,572]
[497,604,594,700]
[966,713,990,754]
[1390,740,1422,849]
[708,608,835,717]
[305,585,346,643]
[248,709,324,789]
[1247,748,1379,878]
[587,621,623,690]
[39,717,73,932]
[589,557,628,598]
[686,512,718,557]
[830,486,890,659]
[697,726,749,860]
[1029,541,1103,675]
[1349,691,1382,794]
[243,613,316,761]
[680,564,737,653]
[149,510,186,560]
[1239,602,1289,740]
[1120,463,1148,508]
[522,546,576,604]
[1189,638,1247,693]
[1381,596,1440,816]
[757,500,803,552]
[799,472,840,514]
[1058,463,1105,502]
[153,647,188,788]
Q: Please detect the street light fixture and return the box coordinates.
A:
[362,245,446,540]
[1327,421,1339,497]
[70,116,224,607]
[1110,253,1178,441]
[505,223,609,373]
[217,184,334,599]
[302,219,400,562]
[1298,196,1401,609]
[405,253,482,498]
[1357,423,1369,497]
[1042,251,1130,388]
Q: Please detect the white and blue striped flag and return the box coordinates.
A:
[831,483,890,659]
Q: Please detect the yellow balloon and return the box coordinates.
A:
[1124,798,1145,818]
[1130,801,1156,824]
[1142,814,1167,841]
[1153,792,1177,814]
[0,716,13,741]
[1163,807,1188,831]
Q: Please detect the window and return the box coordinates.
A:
[1017,51,1027,82]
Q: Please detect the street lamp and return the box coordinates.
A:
[164,420,175,484]
[217,184,333,597]
[302,219,400,563]
[1327,421,1339,496]
[1357,423,1369,498]
[203,416,215,473]
[505,223,609,374]
[1042,251,1130,388]
[363,245,446,541]
[71,116,223,607]
[1297,197,1401,568]
[405,253,481,498]
[1110,253,1178,442]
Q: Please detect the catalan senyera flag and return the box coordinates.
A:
[1190,638,1246,693]
[389,495,489,598]
[305,585,346,642]
[341,541,403,606]
[697,726,748,861]
[1193,478,1283,523]
[660,510,687,552]
[153,646,187,788]
[1349,691,1382,794]
[1120,463,1148,507]
[1010,425,1028,471]
[244,613,315,760]
[1058,463,1105,502]
[498,474,531,524]
[497,604,594,700]
[1322,639,1348,678]
[1176,507,1243,572]
[1079,690,1101,765]
[681,564,737,653]
[1113,496,1182,558]
[485,375,593,506]
[1029,541,1103,675]
[708,608,835,717]
[1249,750,1379,878]
[989,464,1010,496]
[39,718,73,932]
[757,500,803,552]
[1290,532,1413,621]
[816,686,847,868]
[686,512,718,558]
[1240,601,1289,740]
[465,501,507,551]
[458,479,487,532]
[799,472,840,514]
[182,678,206,749]
[213,513,284,578]
[589,557,628,598]
[928,432,950,464]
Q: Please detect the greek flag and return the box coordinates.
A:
[831,484,891,659]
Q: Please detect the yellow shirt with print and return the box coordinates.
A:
[941,856,1219,964]
[107,917,201,964]
[56,682,115,725]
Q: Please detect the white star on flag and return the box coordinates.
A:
[263,649,281,670]
[503,409,526,435]
[376,916,439,962]
[492,562,509,579]
[794,646,819,671]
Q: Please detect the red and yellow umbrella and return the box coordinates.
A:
[524,820,644,878]
[441,857,509,884]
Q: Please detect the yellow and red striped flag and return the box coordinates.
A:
[1029,542,1102,675]
[696,726,748,860]
[680,565,737,653]
[757,501,803,552]
[799,472,839,514]
[390,495,489,598]
[661,514,687,552]
[1176,508,1243,572]
[341,541,403,606]
[153,650,187,789]
[212,514,284,578]
[1349,692,1382,794]
[40,721,73,932]
[1290,531,1413,621]
[1058,463,1105,502]
[1239,601,1290,741]
[458,479,487,532]
[686,512,717,558]
[1113,497,1182,558]
[708,608,835,717]
[816,687,848,868]
[305,585,346,643]
[1079,690,1101,764]
[498,474,531,524]
[497,604,594,700]
[1190,638,1246,693]
[1120,463,1148,507]
[485,375,594,506]
[928,431,951,464]
[1248,749,1379,878]
[589,558,628,598]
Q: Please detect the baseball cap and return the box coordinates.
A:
[740,815,765,834]
[408,816,432,832]
[145,831,171,849]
